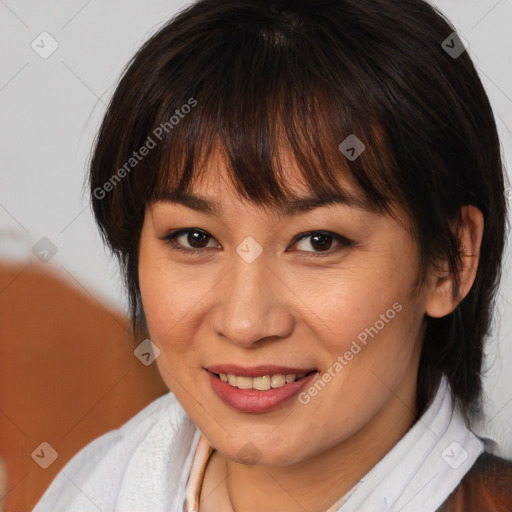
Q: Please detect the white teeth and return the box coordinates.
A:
[253,375,271,390]
[217,372,310,390]
[237,376,253,389]
[271,374,286,388]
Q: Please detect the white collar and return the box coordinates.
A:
[337,375,484,512]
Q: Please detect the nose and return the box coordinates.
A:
[211,253,295,348]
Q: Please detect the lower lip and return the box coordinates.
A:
[206,370,318,413]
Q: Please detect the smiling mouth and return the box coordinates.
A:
[208,370,317,391]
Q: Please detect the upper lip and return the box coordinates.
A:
[205,364,317,377]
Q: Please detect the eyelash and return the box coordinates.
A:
[161,228,353,257]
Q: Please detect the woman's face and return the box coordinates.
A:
[138,152,434,466]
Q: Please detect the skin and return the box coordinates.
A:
[138,150,483,512]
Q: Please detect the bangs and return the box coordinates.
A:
[142,8,402,216]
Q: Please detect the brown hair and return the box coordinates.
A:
[89,0,507,423]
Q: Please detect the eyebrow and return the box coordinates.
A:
[155,190,368,215]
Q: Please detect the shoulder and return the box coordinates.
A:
[437,451,512,512]
[32,392,197,512]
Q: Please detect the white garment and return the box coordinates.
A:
[32,376,484,512]
[338,375,484,511]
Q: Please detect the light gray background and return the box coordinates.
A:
[1,0,511,456]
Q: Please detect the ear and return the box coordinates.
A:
[425,205,484,318]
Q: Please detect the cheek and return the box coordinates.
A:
[309,268,425,416]
[287,254,420,356]
[138,242,191,349]
[138,244,228,387]
[138,241,205,338]
[292,266,424,436]
[138,250,204,394]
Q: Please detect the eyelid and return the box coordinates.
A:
[161,228,354,256]
[288,230,354,255]
[161,228,221,255]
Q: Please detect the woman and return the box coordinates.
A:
[33,0,512,510]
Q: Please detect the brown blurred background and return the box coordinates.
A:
[0,261,168,512]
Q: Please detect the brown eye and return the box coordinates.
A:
[291,231,353,254]
[186,230,211,248]
[164,228,220,252]
[309,233,333,251]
